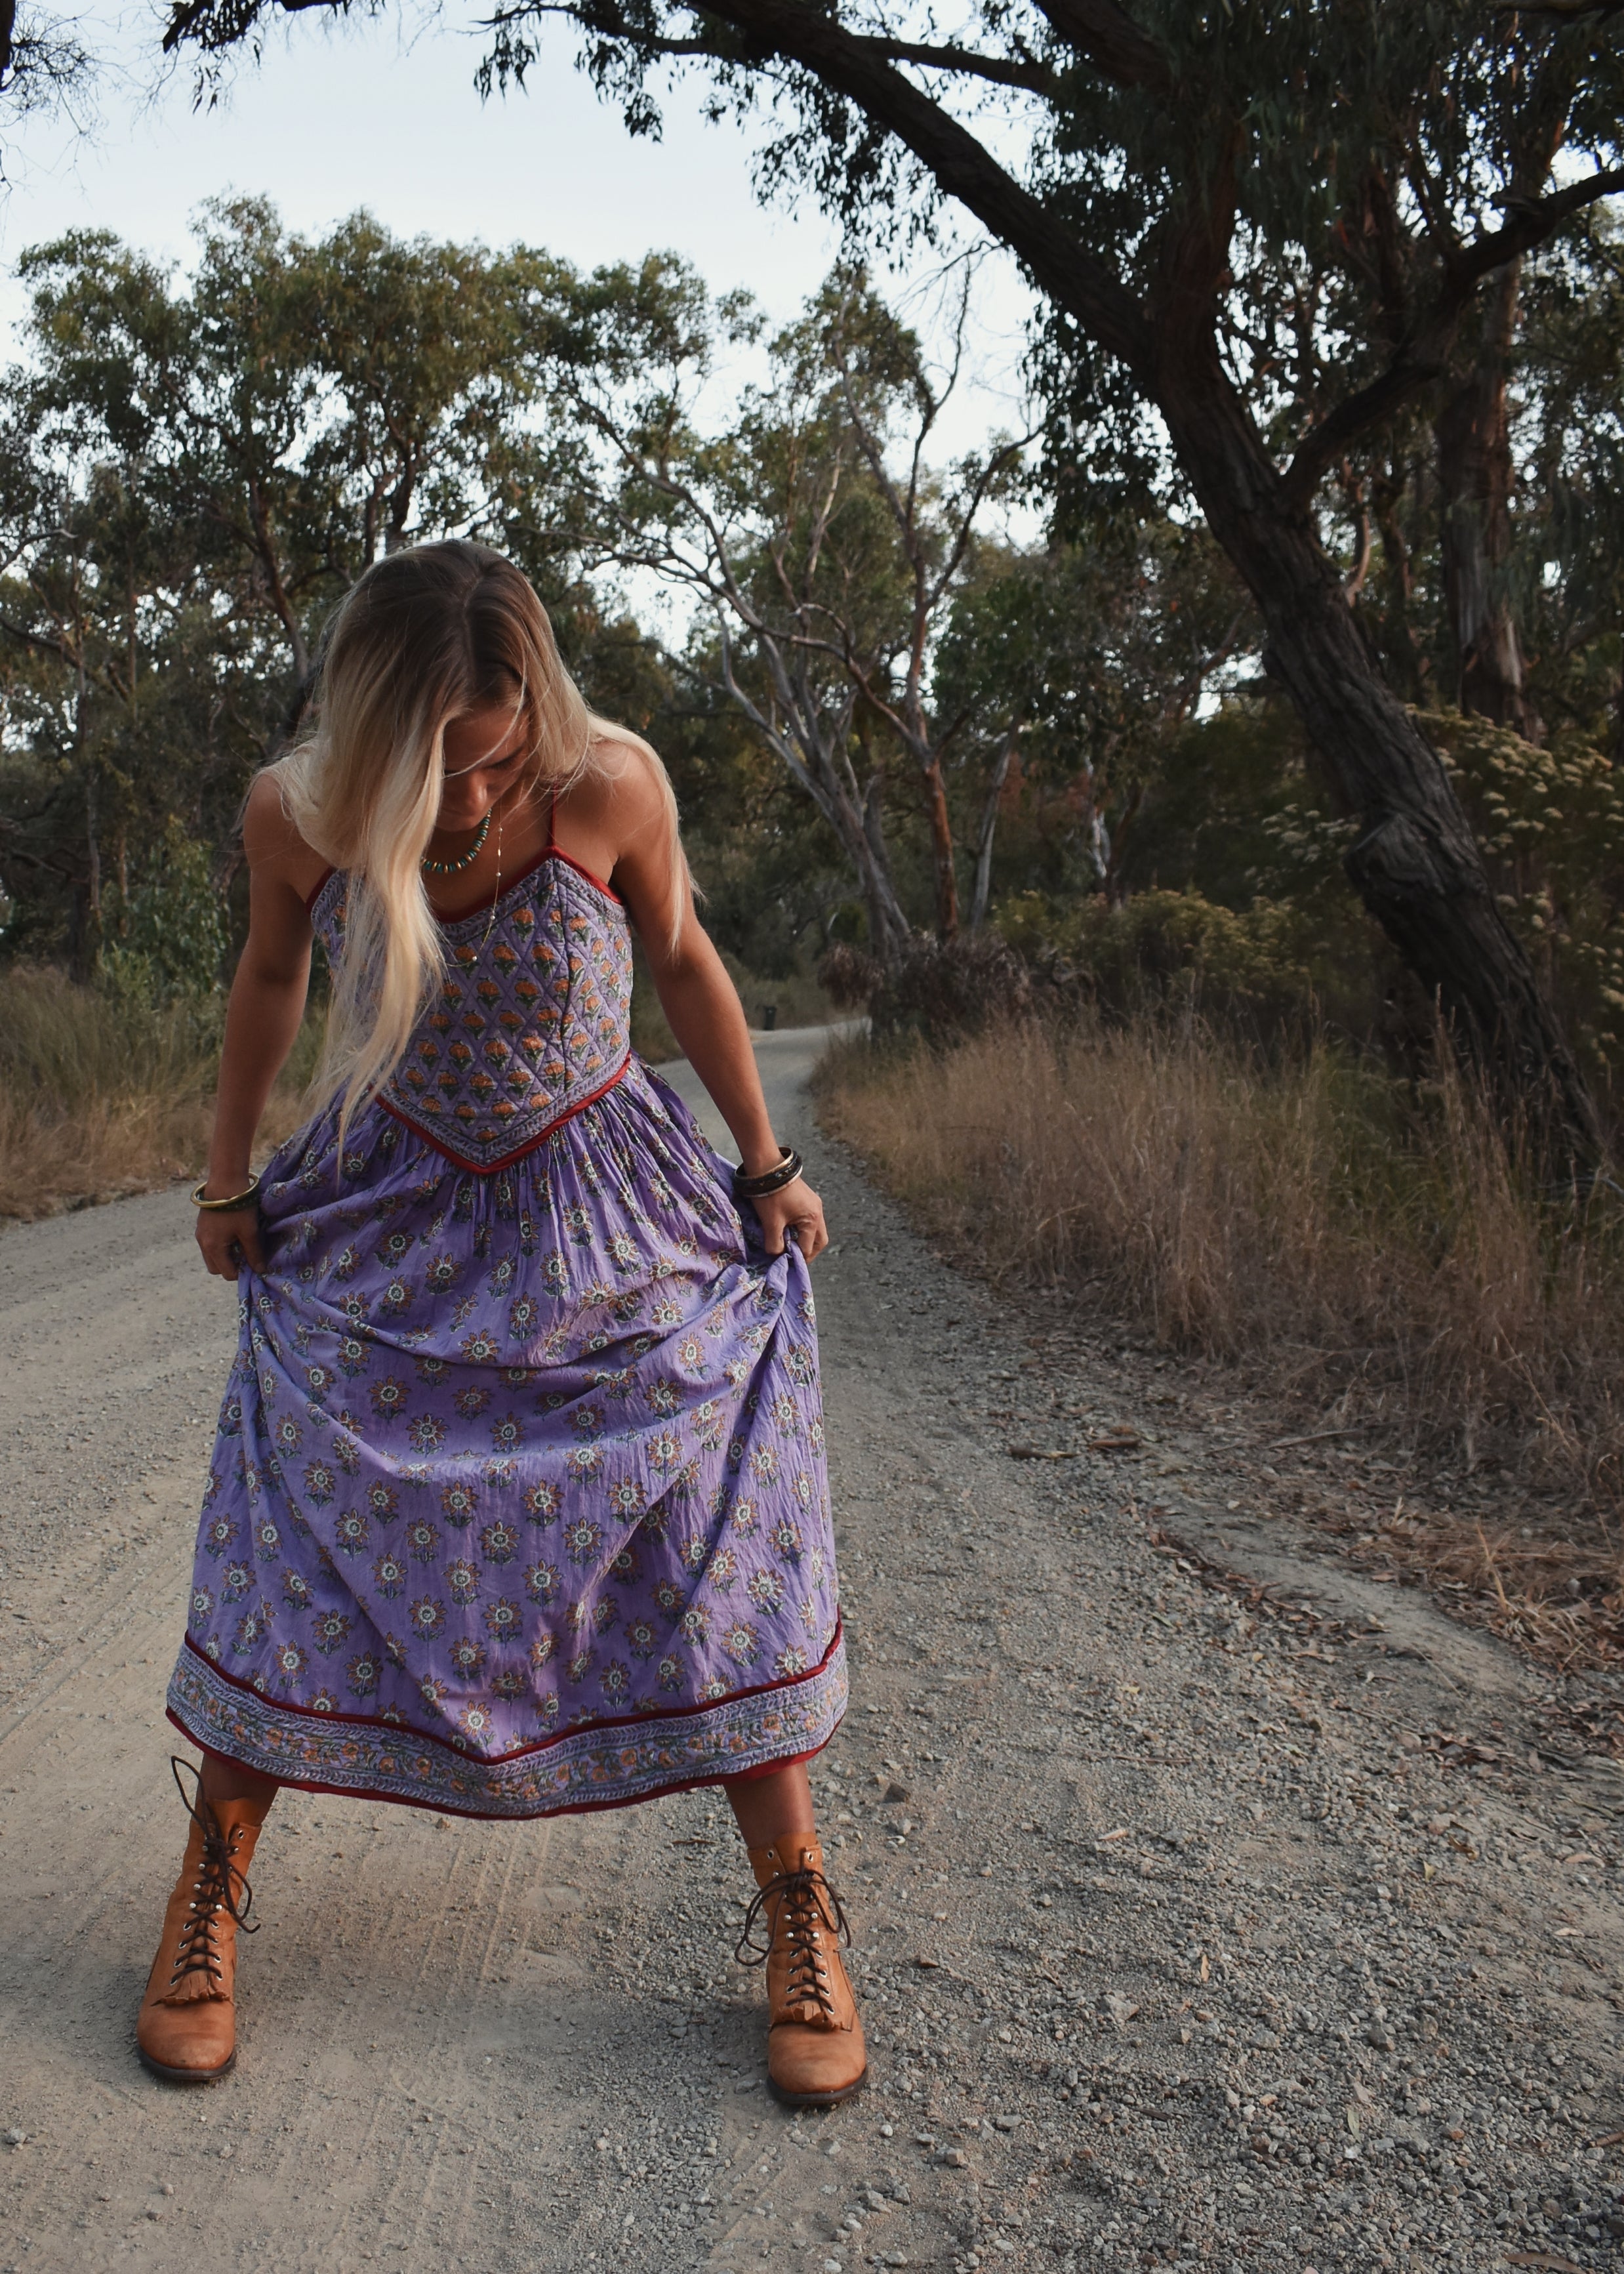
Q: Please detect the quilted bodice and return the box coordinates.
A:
[310,850,635,1172]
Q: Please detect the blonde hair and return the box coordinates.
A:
[273,540,683,1147]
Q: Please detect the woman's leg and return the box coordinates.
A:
[721,1757,815,1849]
[200,1752,281,1815]
[722,1755,866,2107]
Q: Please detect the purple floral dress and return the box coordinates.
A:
[167,838,846,1817]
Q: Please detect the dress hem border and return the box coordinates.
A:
[166,1622,847,1822]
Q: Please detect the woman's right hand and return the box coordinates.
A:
[195,1197,266,1279]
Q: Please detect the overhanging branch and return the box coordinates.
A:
[1283,162,1624,505]
[525,0,1154,373]
[1032,0,1169,90]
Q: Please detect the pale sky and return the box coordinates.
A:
[0,3,1037,454]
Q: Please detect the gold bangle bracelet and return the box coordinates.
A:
[192,1174,262,1212]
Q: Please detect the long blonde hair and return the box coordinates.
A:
[273,541,682,1145]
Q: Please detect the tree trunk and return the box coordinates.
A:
[920,753,960,941]
[1371,454,1432,707]
[969,732,1017,933]
[1154,354,1602,1167]
[859,761,911,968]
[1435,260,1537,739]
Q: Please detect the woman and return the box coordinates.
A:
[138,540,863,2107]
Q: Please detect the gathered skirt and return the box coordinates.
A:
[167,1056,846,1817]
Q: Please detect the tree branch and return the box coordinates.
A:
[851,35,1059,98]
[1030,0,1170,91]
[546,0,1153,373]
[1283,163,1624,506]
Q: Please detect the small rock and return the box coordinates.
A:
[940,2146,967,2167]
[1,2130,26,2149]
[883,1782,910,1804]
[992,2115,1019,2132]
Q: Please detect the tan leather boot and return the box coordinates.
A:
[739,1838,866,2107]
[136,1760,268,2084]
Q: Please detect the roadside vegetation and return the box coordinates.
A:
[819,1014,1624,1671]
[0,962,323,1220]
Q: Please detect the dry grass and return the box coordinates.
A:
[0,966,321,1222]
[817,1016,1624,1670]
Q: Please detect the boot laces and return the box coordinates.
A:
[736,1859,850,2023]
[166,1756,258,1991]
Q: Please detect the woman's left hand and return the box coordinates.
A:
[749,1176,828,1262]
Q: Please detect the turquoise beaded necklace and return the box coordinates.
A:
[420,811,492,877]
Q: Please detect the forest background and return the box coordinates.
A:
[1,3,1623,1658]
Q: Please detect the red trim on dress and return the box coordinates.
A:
[545,844,622,901]
[167,1618,845,1823]
[378,1048,635,1174]
[168,1726,834,1825]
[310,844,622,929]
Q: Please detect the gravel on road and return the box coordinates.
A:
[0,1027,1619,2274]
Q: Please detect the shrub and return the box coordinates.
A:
[99,817,231,1008]
[1417,708,1624,1085]
[820,932,1036,1043]
[994,885,1331,1035]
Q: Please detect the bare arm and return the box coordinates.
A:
[601,747,828,1262]
[195,774,323,1278]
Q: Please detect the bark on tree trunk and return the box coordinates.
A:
[1154,354,1602,1167]
[859,764,911,968]
[969,732,1017,934]
[920,754,960,941]
[1371,455,1432,708]
[1435,260,1538,739]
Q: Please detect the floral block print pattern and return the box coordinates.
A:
[167,850,845,1819]
[310,850,635,1174]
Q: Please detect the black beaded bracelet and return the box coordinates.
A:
[733,1147,803,1199]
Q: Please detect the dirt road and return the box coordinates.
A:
[1,1029,1621,2274]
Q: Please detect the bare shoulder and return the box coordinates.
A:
[242,768,329,899]
[554,734,676,880]
[588,735,669,819]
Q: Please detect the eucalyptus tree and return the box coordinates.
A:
[538,260,1029,961]
[934,516,1252,922]
[160,0,1624,1155]
[1516,212,1624,760]
[0,205,566,961]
